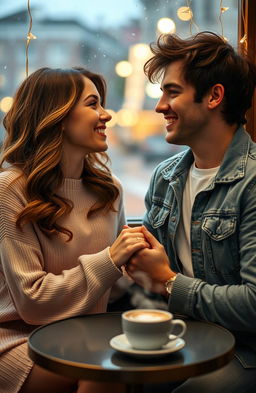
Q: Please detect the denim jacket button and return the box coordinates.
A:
[170,217,176,222]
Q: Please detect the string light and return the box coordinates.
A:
[26,0,37,77]
[27,32,37,41]
[185,0,199,35]
[175,1,233,43]
[22,0,243,104]
[221,7,229,13]
[239,1,248,53]
[240,34,247,44]
[219,0,229,38]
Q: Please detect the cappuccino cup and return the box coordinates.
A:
[122,309,186,350]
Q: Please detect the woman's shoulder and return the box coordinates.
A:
[111,173,123,191]
[0,168,26,195]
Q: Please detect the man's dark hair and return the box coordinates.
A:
[144,32,256,125]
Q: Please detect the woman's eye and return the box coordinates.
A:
[88,101,97,107]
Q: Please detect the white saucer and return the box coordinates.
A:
[110,334,185,359]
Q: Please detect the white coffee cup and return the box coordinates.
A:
[122,309,186,350]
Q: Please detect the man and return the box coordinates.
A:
[126,32,256,392]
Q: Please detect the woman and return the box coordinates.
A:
[0,67,148,393]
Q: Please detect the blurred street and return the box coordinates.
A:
[109,146,159,217]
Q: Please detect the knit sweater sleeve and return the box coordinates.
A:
[113,174,126,233]
[0,172,122,325]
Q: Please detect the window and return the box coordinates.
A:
[0,0,240,216]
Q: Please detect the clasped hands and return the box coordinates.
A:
[110,225,175,295]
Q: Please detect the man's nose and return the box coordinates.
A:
[155,98,170,113]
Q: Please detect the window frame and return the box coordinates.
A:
[129,1,256,224]
[238,0,256,141]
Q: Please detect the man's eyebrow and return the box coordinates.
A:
[161,83,183,91]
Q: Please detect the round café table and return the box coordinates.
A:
[28,312,235,393]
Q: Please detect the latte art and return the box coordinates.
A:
[125,310,169,322]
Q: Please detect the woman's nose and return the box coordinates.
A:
[100,108,112,122]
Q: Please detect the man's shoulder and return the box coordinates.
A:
[248,139,256,159]
[241,132,256,172]
[153,149,190,178]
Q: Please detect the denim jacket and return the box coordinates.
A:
[143,126,256,367]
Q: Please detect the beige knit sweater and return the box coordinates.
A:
[0,169,125,392]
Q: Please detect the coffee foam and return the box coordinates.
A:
[125,310,169,322]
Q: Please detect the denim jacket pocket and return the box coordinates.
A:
[201,214,240,279]
[202,215,236,240]
[148,203,171,229]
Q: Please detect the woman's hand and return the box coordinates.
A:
[110,226,150,268]
[125,226,175,294]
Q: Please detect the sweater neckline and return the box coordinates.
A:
[62,178,83,190]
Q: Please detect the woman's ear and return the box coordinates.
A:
[208,84,225,109]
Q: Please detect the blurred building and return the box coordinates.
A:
[0,1,240,215]
[139,0,238,44]
[138,0,238,110]
[0,1,238,143]
[0,5,128,140]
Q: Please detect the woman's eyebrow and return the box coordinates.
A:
[83,94,99,102]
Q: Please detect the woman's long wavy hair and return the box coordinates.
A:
[0,67,119,240]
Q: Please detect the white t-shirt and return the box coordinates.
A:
[175,162,220,277]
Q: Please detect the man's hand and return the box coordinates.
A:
[125,226,176,294]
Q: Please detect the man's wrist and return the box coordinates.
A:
[165,275,177,295]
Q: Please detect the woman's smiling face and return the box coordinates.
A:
[62,76,112,155]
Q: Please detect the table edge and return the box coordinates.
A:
[28,314,236,384]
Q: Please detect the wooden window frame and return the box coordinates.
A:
[238,0,256,141]
[129,2,256,225]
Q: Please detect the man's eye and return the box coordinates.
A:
[169,90,179,96]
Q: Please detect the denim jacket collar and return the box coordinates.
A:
[161,125,252,185]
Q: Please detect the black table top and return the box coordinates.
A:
[28,312,235,384]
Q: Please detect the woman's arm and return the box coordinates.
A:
[0,173,148,325]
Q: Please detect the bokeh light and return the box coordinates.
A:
[115,61,133,77]
[0,75,6,88]
[177,7,193,21]
[145,82,162,99]
[0,96,13,112]
[157,18,176,34]
[106,109,118,127]
[117,109,139,127]
[132,43,151,60]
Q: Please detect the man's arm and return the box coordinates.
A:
[126,177,256,333]
[171,180,256,333]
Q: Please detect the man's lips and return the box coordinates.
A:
[165,116,178,128]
